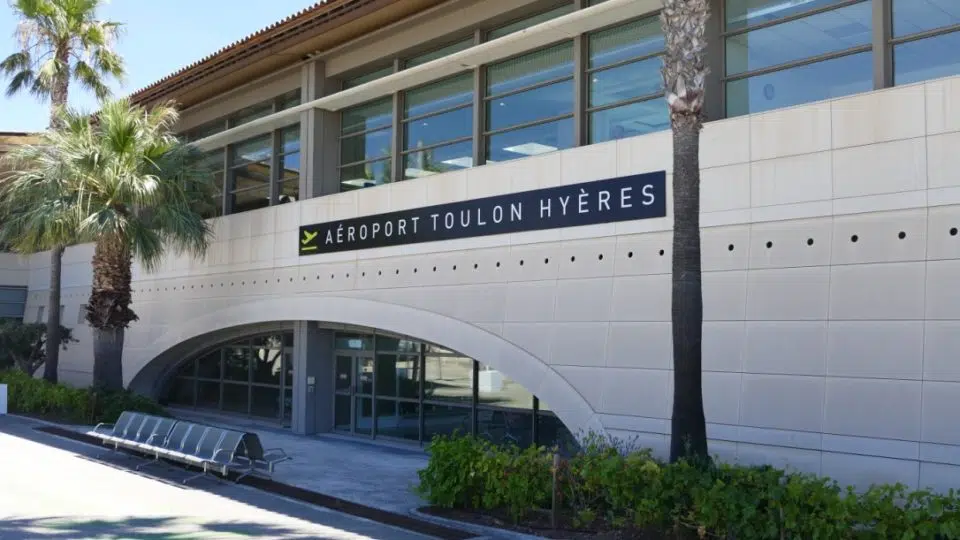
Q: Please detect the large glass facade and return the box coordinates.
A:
[339,96,394,190]
[402,73,474,178]
[892,0,960,86]
[333,331,577,451]
[724,0,873,117]
[161,332,294,425]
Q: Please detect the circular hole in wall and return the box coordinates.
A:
[628,251,634,258]
[898,231,906,239]
[453,265,457,271]
[433,266,437,272]
[544,258,550,264]
[362,272,366,277]
[519,260,525,266]
[807,238,814,246]
[766,241,773,249]
[496,262,501,268]
[395,269,400,275]
[598,254,604,261]
[952,227,958,236]
[474,263,479,269]
[330,274,334,279]
[728,244,734,251]
[414,268,418,273]
[378,270,382,276]
[851,235,859,243]
[659,249,665,256]
[570,256,576,262]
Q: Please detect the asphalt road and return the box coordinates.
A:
[0,415,435,540]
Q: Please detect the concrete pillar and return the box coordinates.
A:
[299,60,342,200]
[291,321,335,435]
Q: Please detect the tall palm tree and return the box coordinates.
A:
[0,99,215,390]
[1,0,124,384]
[661,0,710,463]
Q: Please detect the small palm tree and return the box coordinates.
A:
[0,99,215,390]
[1,0,124,384]
[661,0,710,463]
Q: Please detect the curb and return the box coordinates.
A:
[408,509,549,540]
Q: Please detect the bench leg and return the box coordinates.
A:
[182,468,211,485]
[135,455,160,471]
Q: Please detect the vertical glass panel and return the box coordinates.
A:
[281,152,300,180]
[230,101,274,127]
[340,129,392,164]
[487,44,574,97]
[423,404,472,441]
[196,350,221,379]
[487,79,574,131]
[283,349,294,387]
[894,32,960,86]
[725,2,872,76]
[403,140,474,179]
[339,158,392,191]
[424,355,474,403]
[277,89,301,111]
[222,383,249,414]
[537,411,580,454]
[174,359,196,378]
[344,66,393,89]
[251,386,281,418]
[335,355,353,392]
[407,39,473,68]
[231,186,271,214]
[341,98,393,135]
[376,400,420,441]
[725,0,848,31]
[196,381,220,409]
[223,347,250,382]
[251,347,282,385]
[281,125,301,153]
[725,51,872,117]
[231,135,273,167]
[477,409,533,448]
[376,354,420,399]
[485,117,574,163]
[356,356,374,395]
[893,0,960,37]
[589,100,669,143]
[231,161,271,190]
[405,74,473,119]
[283,388,293,423]
[279,180,299,204]
[476,363,533,410]
[355,397,373,435]
[588,16,664,69]
[489,4,576,40]
[335,333,374,350]
[166,378,195,406]
[185,120,226,142]
[589,57,663,107]
[335,395,352,431]
[404,107,473,148]
[375,336,421,353]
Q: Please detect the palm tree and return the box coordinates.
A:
[661,0,710,463]
[0,99,214,390]
[1,0,124,384]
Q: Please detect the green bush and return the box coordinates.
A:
[0,369,166,424]
[416,432,960,539]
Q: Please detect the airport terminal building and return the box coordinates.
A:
[3,0,960,490]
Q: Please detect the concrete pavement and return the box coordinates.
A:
[0,415,438,540]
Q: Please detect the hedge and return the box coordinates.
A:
[416,433,960,539]
[0,370,166,424]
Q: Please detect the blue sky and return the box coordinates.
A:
[0,0,320,132]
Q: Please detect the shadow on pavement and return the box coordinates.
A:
[0,416,476,540]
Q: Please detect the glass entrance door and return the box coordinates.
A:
[333,353,374,436]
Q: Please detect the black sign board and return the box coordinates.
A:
[299,170,667,256]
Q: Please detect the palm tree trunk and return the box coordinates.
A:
[42,66,70,384]
[669,119,708,463]
[88,234,137,391]
[42,246,64,383]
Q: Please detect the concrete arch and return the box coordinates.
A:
[127,295,602,438]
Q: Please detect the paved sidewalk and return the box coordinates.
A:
[0,415,436,540]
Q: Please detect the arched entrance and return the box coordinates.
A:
[127,295,601,446]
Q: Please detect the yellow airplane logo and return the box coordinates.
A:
[301,230,318,251]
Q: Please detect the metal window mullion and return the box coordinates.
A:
[574,32,586,147]
[270,129,281,206]
[484,112,575,137]
[584,50,666,75]
[722,0,867,37]
[891,23,960,45]
[223,146,233,215]
[586,91,664,114]
[390,58,402,184]
[722,45,872,82]
[873,0,892,89]
[484,74,574,102]
[402,101,472,124]
[399,135,474,157]
[471,360,479,436]
[472,29,484,169]
[418,348,425,446]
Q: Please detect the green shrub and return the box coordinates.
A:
[416,432,960,539]
[0,369,166,424]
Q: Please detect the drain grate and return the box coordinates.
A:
[35,425,478,540]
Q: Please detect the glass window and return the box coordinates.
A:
[588,16,664,69]
[726,51,873,117]
[251,386,281,418]
[376,400,420,441]
[477,409,533,448]
[725,2,871,77]
[344,65,393,89]
[231,135,272,167]
[487,79,574,131]
[335,395,352,431]
[174,359,196,378]
[251,346,283,385]
[196,381,220,409]
[277,89,301,111]
[277,124,300,204]
[725,0,848,31]
[893,0,960,37]
[376,336,421,353]
[894,31,960,86]
[401,74,474,179]
[403,140,473,179]
[589,58,663,108]
[405,74,473,119]
[342,98,393,135]
[487,44,574,97]
[230,101,274,128]
[406,39,473,68]
[341,129,392,164]
[340,97,394,191]
[423,403,471,441]
[222,382,250,414]
[166,378,195,406]
[335,333,374,351]
[340,159,392,191]
[375,354,420,399]
[486,117,574,163]
[476,363,533,410]
[489,4,576,40]
[197,350,221,379]
[423,355,473,404]
[590,100,669,143]
[184,120,226,142]
[223,347,250,382]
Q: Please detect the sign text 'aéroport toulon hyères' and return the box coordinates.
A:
[298,171,667,255]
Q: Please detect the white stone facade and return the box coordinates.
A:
[16,75,960,491]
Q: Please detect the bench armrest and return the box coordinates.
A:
[262,448,290,463]
[93,422,114,432]
[212,448,236,461]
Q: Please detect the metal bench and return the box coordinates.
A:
[90,412,146,453]
[233,432,291,481]
[89,411,136,441]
